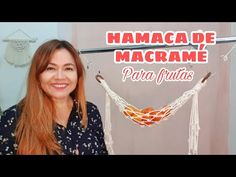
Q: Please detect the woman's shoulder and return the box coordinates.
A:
[0,104,19,129]
[86,101,99,111]
[86,101,103,116]
[86,101,103,124]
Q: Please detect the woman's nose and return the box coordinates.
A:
[55,70,66,79]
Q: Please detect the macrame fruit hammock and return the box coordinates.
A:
[96,72,212,155]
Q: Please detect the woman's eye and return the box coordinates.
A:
[65,67,74,71]
[46,67,55,71]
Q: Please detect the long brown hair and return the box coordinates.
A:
[15,39,87,154]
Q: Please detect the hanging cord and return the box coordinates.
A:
[221,43,236,61]
[169,73,211,155]
[187,75,208,155]
[188,90,200,155]
[105,92,115,154]
[96,75,115,154]
[188,72,213,154]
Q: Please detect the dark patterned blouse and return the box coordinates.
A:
[0,101,108,155]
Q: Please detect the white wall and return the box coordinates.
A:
[229,23,236,154]
[0,22,58,110]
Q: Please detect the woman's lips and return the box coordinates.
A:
[51,83,69,90]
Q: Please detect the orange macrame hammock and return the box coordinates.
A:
[96,72,211,155]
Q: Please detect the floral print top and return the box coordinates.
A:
[0,101,108,155]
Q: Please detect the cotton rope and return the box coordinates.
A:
[97,73,210,155]
[104,92,115,154]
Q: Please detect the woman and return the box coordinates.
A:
[0,39,108,155]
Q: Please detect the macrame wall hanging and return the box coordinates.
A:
[96,72,212,155]
[3,29,37,67]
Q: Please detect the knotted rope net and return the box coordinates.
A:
[96,72,211,155]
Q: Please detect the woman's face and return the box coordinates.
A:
[40,48,78,101]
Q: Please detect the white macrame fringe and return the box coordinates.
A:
[4,40,32,67]
[188,92,200,155]
[187,79,206,155]
[170,79,206,155]
[104,92,115,154]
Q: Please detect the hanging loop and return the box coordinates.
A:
[201,72,211,83]
[96,74,104,83]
